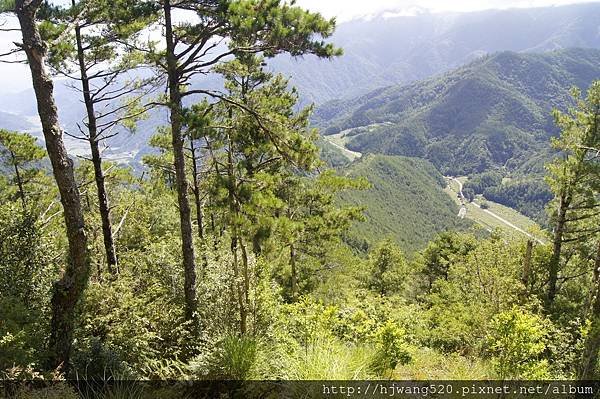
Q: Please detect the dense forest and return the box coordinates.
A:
[0,0,600,398]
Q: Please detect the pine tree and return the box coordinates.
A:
[545,82,600,307]
[5,0,91,371]
[145,0,342,322]
[0,130,45,209]
[41,0,157,273]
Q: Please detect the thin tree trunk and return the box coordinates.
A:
[578,240,600,380]
[10,151,26,209]
[74,19,117,274]
[231,234,247,334]
[521,240,533,294]
[16,0,90,371]
[190,138,204,240]
[189,139,209,270]
[290,243,298,300]
[547,191,570,307]
[240,238,251,322]
[226,138,247,334]
[164,0,198,321]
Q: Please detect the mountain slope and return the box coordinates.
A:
[341,154,471,254]
[316,48,600,175]
[0,112,36,132]
[273,2,600,104]
[2,4,599,162]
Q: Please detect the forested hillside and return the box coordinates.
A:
[340,155,472,254]
[315,48,600,224]
[271,2,600,104]
[2,3,600,163]
[316,48,600,175]
[1,0,600,396]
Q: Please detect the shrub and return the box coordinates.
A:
[370,320,412,376]
[486,306,550,379]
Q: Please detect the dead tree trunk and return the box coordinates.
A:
[16,0,90,371]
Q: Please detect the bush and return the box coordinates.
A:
[369,320,412,375]
[486,306,550,379]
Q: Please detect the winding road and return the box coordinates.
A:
[448,177,545,245]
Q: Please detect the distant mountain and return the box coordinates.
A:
[315,48,600,176]
[341,154,471,254]
[0,111,36,132]
[274,2,600,104]
[1,3,599,162]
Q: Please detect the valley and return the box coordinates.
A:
[1,0,600,387]
[444,176,545,243]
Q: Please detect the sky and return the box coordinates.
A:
[0,0,598,93]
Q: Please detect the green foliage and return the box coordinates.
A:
[0,0,15,13]
[225,0,341,59]
[0,203,56,370]
[368,239,408,296]
[5,0,600,385]
[484,178,553,225]
[545,81,600,244]
[204,335,259,380]
[316,49,600,177]
[417,231,478,293]
[370,320,412,375]
[341,154,472,254]
[279,339,375,380]
[486,306,550,379]
[0,130,46,206]
[426,234,525,353]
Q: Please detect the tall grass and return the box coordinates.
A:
[280,339,375,380]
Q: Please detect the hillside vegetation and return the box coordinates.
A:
[316,48,600,175]
[2,0,600,395]
[272,2,600,104]
[340,154,472,254]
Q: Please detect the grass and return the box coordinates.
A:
[393,347,492,380]
[280,339,376,380]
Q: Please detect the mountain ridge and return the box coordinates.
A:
[315,48,600,175]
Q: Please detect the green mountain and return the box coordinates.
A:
[341,154,471,254]
[273,2,600,105]
[316,48,600,176]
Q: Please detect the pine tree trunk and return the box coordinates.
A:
[74,21,117,273]
[521,240,533,293]
[16,0,90,371]
[190,139,204,240]
[10,151,26,209]
[578,240,600,380]
[547,191,569,306]
[164,0,198,321]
